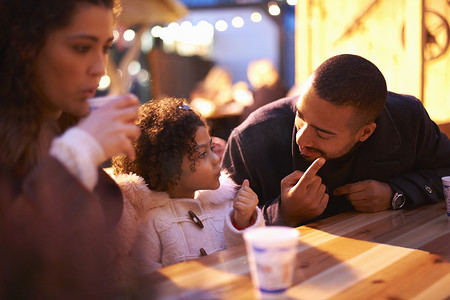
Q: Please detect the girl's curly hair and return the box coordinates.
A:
[112,98,208,192]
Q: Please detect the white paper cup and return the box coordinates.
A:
[243,226,300,299]
[442,176,450,219]
[88,97,111,111]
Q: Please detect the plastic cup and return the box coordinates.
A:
[442,176,450,220]
[243,226,300,299]
[87,97,111,111]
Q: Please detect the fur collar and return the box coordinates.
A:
[113,171,238,210]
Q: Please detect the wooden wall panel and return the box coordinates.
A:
[423,1,450,123]
[295,0,450,125]
[296,0,423,99]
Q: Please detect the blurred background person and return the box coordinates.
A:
[240,58,287,123]
[190,65,241,117]
[190,66,234,107]
[190,65,248,140]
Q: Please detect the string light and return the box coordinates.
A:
[215,20,228,31]
[98,75,111,90]
[143,1,294,57]
[137,69,149,84]
[141,29,153,52]
[250,12,262,23]
[231,16,244,28]
[180,20,193,29]
[151,26,163,38]
[268,1,281,16]
[123,29,136,42]
[128,60,141,76]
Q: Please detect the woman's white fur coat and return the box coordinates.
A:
[111,171,264,278]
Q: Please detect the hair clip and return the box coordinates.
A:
[179,104,190,110]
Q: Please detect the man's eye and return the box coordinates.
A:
[317,131,332,140]
[295,117,305,130]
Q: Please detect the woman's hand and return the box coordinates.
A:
[77,94,140,161]
[233,179,259,228]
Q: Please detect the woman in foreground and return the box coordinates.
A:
[0,0,139,297]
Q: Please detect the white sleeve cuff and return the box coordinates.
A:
[224,207,265,248]
[49,127,106,191]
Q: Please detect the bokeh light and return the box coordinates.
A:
[231,16,244,28]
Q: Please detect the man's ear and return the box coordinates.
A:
[358,122,376,142]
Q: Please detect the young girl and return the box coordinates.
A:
[111,98,264,274]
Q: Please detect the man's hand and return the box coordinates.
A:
[280,158,328,226]
[333,180,393,212]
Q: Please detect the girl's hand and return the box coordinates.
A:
[77,94,140,161]
[233,179,259,228]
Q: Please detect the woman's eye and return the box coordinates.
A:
[74,45,90,53]
[198,151,207,158]
[103,44,113,54]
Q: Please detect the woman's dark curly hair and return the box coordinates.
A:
[112,98,208,192]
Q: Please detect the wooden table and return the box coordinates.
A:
[138,202,450,299]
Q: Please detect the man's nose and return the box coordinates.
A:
[296,124,314,147]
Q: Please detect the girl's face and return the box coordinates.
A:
[169,126,222,199]
[34,5,114,118]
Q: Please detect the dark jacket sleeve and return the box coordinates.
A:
[223,97,297,225]
[385,94,450,208]
[0,156,123,298]
[223,132,288,225]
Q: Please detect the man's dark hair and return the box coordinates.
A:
[312,54,387,127]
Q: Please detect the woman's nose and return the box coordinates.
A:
[90,52,107,77]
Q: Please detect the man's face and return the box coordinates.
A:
[295,82,374,162]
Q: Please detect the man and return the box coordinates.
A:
[223,54,450,227]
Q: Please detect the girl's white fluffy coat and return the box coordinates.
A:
[111,171,264,278]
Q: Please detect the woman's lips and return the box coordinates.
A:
[83,88,97,99]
